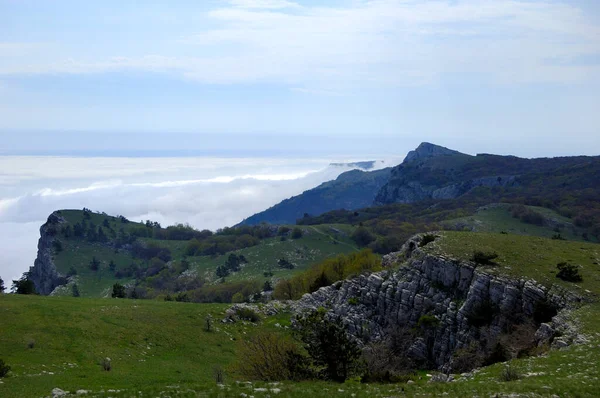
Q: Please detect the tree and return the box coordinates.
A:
[72,284,80,297]
[61,225,73,238]
[89,256,100,271]
[291,227,303,239]
[277,258,294,269]
[216,265,229,279]
[263,280,273,292]
[12,274,37,295]
[225,254,241,272]
[109,260,116,272]
[232,292,245,303]
[97,227,108,243]
[111,283,126,298]
[295,308,361,382]
[351,226,376,247]
[0,276,5,293]
[556,262,583,282]
[52,239,63,253]
[73,222,85,237]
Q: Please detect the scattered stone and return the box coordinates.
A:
[52,388,68,397]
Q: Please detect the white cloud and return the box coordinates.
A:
[0,156,400,281]
[0,1,598,86]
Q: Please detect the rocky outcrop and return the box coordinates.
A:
[375,175,518,204]
[403,142,463,163]
[29,211,67,295]
[294,235,583,371]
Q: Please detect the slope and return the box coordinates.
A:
[238,167,391,225]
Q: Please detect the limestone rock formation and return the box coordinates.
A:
[29,211,67,295]
[294,234,582,371]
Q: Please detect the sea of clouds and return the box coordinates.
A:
[0,155,400,284]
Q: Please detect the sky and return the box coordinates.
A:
[1,0,600,157]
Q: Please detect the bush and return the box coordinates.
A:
[291,227,303,239]
[419,234,436,247]
[213,366,224,384]
[235,307,261,322]
[499,363,522,382]
[12,275,37,295]
[417,314,440,329]
[471,250,498,265]
[273,249,380,300]
[111,283,126,298]
[296,309,361,382]
[0,359,10,377]
[351,226,376,247]
[236,332,311,381]
[101,357,111,372]
[347,297,359,306]
[232,292,245,303]
[556,262,583,282]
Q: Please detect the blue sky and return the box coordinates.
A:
[1,0,599,157]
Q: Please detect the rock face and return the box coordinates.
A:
[374,143,523,205]
[29,212,67,295]
[294,235,582,371]
[403,142,462,163]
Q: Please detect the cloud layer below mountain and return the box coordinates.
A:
[0,155,399,284]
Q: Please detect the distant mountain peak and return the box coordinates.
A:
[404,142,464,163]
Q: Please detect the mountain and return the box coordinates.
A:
[375,142,600,205]
[238,166,392,225]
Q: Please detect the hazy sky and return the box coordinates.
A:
[1,0,600,156]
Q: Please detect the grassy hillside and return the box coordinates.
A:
[239,167,391,225]
[0,295,290,397]
[3,233,600,397]
[48,210,359,298]
[422,231,600,296]
[442,203,591,241]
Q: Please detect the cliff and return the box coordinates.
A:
[29,211,67,295]
[295,234,584,372]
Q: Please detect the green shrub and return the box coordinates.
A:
[471,250,498,265]
[556,262,583,282]
[0,359,10,377]
[236,332,311,381]
[235,307,261,323]
[419,234,436,247]
[499,363,522,382]
[101,357,111,372]
[291,227,303,239]
[351,226,376,247]
[232,292,245,303]
[347,297,359,306]
[111,283,126,298]
[417,314,440,329]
